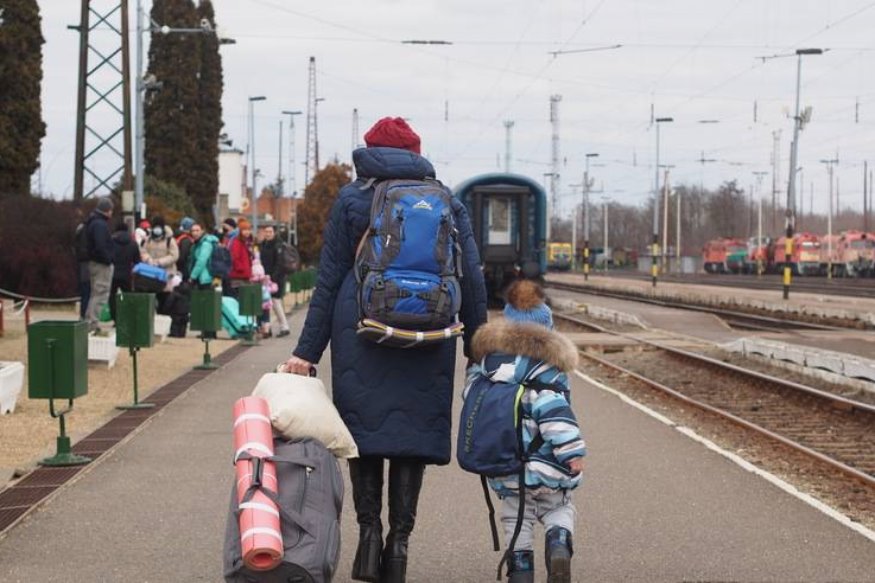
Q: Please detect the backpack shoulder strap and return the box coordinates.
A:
[496,385,535,580]
[481,476,500,552]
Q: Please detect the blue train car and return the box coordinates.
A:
[454,173,547,298]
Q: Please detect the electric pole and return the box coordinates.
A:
[771,129,781,235]
[72,0,133,204]
[305,56,318,186]
[503,120,514,173]
[548,95,562,241]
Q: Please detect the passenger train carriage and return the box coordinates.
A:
[453,173,547,299]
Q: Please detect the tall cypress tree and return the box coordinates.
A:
[0,0,45,198]
[190,0,223,227]
[144,0,200,210]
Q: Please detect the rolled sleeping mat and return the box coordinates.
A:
[233,396,283,571]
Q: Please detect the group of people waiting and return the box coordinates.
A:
[76,197,297,339]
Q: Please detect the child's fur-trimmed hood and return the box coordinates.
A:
[471,321,579,372]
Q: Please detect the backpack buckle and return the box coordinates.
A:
[250,457,263,488]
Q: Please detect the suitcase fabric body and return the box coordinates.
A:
[223,438,344,583]
[221,296,252,339]
[132,263,168,293]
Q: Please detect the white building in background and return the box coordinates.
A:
[218,148,246,219]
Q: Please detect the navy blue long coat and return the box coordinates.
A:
[293,147,488,465]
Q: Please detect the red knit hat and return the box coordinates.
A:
[364,117,421,154]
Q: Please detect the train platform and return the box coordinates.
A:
[0,309,873,581]
[546,272,875,327]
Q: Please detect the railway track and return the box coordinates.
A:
[554,312,875,488]
[546,280,853,332]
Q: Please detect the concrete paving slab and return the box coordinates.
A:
[548,272,875,325]
[0,307,872,581]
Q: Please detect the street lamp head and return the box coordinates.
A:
[655,117,674,123]
[698,119,719,124]
[218,37,236,45]
[282,110,303,116]
[249,96,266,102]
[796,48,823,55]
[586,153,599,158]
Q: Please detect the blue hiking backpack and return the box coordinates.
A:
[355,178,462,333]
[210,243,233,278]
[457,376,544,580]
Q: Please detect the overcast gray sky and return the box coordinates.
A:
[36,0,875,215]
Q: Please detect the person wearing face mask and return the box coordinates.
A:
[141,215,180,313]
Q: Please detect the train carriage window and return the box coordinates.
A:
[488,197,512,245]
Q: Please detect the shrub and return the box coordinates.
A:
[0,197,81,298]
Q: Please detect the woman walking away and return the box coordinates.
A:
[284,117,488,582]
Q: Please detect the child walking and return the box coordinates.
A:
[464,280,585,583]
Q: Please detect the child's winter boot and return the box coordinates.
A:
[507,550,534,583]
[545,527,573,583]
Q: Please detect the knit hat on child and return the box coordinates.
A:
[502,279,553,329]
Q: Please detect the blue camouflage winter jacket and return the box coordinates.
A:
[293,147,488,464]
[464,320,586,495]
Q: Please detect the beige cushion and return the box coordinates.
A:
[252,373,359,459]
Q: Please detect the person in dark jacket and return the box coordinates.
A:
[284,117,488,583]
[85,197,115,332]
[175,216,195,281]
[109,222,141,322]
[258,225,290,337]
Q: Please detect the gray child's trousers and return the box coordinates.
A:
[500,489,576,551]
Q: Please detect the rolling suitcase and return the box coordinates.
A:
[222,296,252,339]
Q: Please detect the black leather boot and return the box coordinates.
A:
[545,527,573,583]
[349,457,385,582]
[379,459,425,583]
[507,550,534,583]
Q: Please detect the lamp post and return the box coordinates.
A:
[783,48,823,299]
[653,117,673,287]
[134,1,234,220]
[821,158,839,279]
[583,153,598,280]
[660,164,675,272]
[248,96,267,233]
[753,171,768,276]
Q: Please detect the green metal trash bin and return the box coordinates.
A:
[27,320,91,466]
[238,284,263,318]
[190,289,222,332]
[288,272,301,294]
[28,320,88,400]
[116,292,155,349]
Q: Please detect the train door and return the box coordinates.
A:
[471,187,527,263]
[488,197,512,245]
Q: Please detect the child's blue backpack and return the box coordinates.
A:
[457,375,544,580]
[355,178,462,337]
[457,378,527,477]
